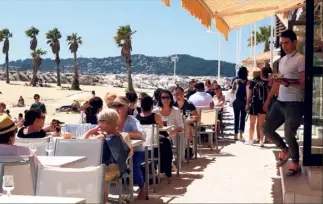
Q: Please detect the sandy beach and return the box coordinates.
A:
[0,81,153,124]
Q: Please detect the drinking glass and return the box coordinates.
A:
[45,141,54,156]
[2,175,14,197]
[29,143,37,153]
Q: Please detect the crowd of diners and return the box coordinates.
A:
[0,79,225,200]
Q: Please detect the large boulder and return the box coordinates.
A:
[79,76,94,85]
[18,72,30,81]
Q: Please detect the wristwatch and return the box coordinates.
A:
[285,82,290,87]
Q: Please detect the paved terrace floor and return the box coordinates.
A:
[135,106,284,204]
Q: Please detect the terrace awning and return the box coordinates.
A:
[162,0,305,40]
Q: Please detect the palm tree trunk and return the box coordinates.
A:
[264,40,270,52]
[56,53,61,86]
[31,58,39,87]
[126,57,134,92]
[5,52,9,84]
[71,52,80,90]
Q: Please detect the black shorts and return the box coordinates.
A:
[249,102,266,115]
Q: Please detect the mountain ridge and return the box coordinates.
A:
[5,54,236,77]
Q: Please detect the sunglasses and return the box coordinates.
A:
[161,96,171,100]
[34,98,39,100]
[112,104,124,109]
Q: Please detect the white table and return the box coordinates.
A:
[38,156,86,168]
[0,195,85,203]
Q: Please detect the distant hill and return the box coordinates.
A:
[6,54,236,77]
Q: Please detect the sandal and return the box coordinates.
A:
[276,150,290,167]
[286,164,302,176]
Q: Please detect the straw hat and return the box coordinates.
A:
[0,114,17,135]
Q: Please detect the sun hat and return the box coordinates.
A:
[0,114,17,135]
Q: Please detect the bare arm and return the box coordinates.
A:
[154,113,164,128]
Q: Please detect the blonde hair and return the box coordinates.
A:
[97,108,119,127]
[105,93,117,101]
[252,68,262,78]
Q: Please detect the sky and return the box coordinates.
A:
[0,0,271,64]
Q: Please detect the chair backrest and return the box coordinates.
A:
[54,139,103,167]
[200,109,217,126]
[63,124,97,138]
[0,156,36,195]
[15,137,50,156]
[142,124,159,148]
[36,165,105,203]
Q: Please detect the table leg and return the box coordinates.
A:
[129,157,134,204]
[144,147,149,199]
[176,134,180,177]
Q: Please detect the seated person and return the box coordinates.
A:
[136,95,163,128]
[15,113,24,128]
[213,86,226,134]
[126,91,141,116]
[110,96,147,199]
[43,119,64,136]
[82,109,131,201]
[16,96,25,107]
[104,92,117,108]
[17,109,47,138]
[0,114,40,165]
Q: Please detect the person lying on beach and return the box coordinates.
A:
[56,100,81,113]
[17,109,47,139]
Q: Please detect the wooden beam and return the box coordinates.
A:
[214,6,278,17]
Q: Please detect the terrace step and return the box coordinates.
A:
[279,161,323,203]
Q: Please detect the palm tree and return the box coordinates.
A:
[0,29,12,84]
[30,49,47,86]
[25,26,39,85]
[46,28,62,86]
[247,26,272,52]
[66,33,82,90]
[114,25,136,92]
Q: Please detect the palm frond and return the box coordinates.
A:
[25,26,39,38]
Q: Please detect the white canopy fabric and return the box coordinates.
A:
[162,0,305,40]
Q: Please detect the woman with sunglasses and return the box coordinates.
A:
[153,89,184,178]
[111,96,147,200]
[17,109,47,138]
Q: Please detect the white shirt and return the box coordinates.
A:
[278,51,305,102]
[188,92,213,107]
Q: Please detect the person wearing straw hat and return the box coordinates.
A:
[0,114,38,163]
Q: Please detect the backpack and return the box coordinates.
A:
[252,79,269,105]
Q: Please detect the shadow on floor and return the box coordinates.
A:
[271,177,283,204]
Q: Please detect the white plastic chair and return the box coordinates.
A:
[142,124,160,193]
[63,124,96,139]
[196,107,218,152]
[15,137,50,156]
[35,165,105,203]
[0,156,36,196]
[54,139,103,167]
